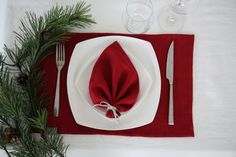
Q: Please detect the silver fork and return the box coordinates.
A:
[54,44,65,117]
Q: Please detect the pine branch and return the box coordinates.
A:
[0,127,12,157]
[45,129,68,157]
[2,145,12,157]
[0,115,12,127]
[0,2,95,156]
[28,110,47,131]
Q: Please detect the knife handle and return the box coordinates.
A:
[168,83,174,125]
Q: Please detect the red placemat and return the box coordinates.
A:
[42,33,194,137]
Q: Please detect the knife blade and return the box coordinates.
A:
[166,41,174,125]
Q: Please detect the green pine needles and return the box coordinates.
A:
[0,2,95,157]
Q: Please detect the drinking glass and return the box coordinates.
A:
[125,0,153,34]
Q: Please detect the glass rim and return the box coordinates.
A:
[126,0,154,22]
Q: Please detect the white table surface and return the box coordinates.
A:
[1,0,236,157]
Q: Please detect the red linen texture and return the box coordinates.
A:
[42,33,194,137]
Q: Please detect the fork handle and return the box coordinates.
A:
[54,70,61,117]
[168,83,174,125]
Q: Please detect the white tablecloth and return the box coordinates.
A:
[1,0,236,157]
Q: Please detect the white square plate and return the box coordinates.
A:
[67,36,161,130]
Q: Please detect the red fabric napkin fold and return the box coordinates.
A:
[42,33,194,137]
[89,41,139,118]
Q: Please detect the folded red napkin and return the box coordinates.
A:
[43,33,194,137]
[89,41,139,118]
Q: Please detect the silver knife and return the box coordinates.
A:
[166,41,174,125]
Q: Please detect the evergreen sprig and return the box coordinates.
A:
[0,2,95,157]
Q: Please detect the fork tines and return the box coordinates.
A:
[56,44,65,63]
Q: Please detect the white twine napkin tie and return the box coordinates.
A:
[94,101,120,119]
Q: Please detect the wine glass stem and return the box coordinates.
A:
[168,16,175,23]
[177,0,185,9]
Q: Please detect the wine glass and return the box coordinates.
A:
[158,0,200,32]
[158,6,185,32]
[125,0,153,34]
[170,0,200,14]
